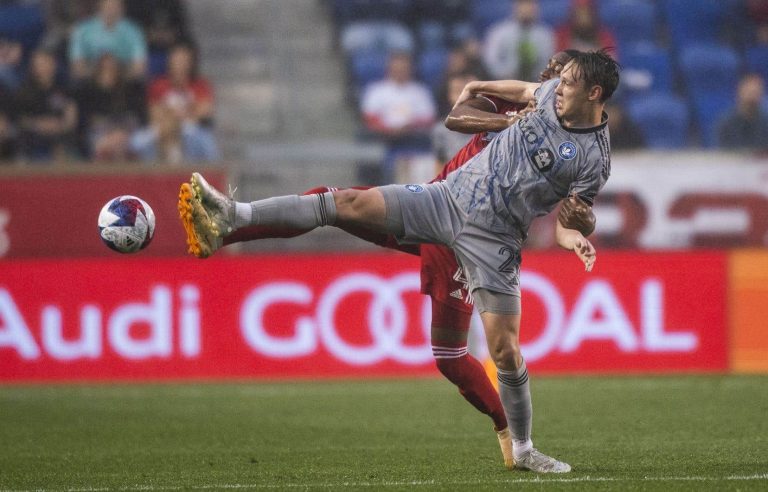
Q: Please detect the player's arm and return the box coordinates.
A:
[453,80,540,109]
[555,219,596,272]
[444,96,517,134]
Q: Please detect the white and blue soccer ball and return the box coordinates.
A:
[98,195,156,253]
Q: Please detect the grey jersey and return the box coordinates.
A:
[444,78,611,242]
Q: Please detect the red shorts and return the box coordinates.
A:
[419,243,474,315]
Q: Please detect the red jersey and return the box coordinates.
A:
[432,96,526,182]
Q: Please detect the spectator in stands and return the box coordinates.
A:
[555,0,617,55]
[130,43,218,164]
[15,50,78,163]
[361,51,436,183]
[482,0,554,81]
[717,73,768,151]
[126,0,190,53]
[0,85,18,163]
[68,0,147,81]
[75,53,145,162]
[432,72,477,174]
[604,102,644,150]
[443,37,490,82]
[40,0,97,59]
[0,39,22,90]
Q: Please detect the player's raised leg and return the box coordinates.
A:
[179,172,396,257]
[475,288,571,473]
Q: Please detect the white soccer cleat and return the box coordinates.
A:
[514,448,571,473]
[496,428,515,470]
[190,172,236,237]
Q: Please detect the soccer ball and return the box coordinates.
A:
[98,195,156,253]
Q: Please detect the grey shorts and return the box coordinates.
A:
[378,182,522,300]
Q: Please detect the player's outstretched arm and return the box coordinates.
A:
[444,96,517,134]
[555,219,596,272]
[453,80,540,109]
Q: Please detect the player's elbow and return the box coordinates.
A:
[444,113,463,132]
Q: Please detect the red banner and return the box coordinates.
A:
[0,171,225,258]
[0,252,727,382]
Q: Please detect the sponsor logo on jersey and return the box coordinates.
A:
[405,184,424,193]
[530,148,554,172]
[559,141,577,160]
[449,289,464,300]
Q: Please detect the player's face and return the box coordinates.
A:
[554,61,591,121]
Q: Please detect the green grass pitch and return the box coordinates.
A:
[1,375,767,491]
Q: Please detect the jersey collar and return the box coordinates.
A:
[558,111,609,134]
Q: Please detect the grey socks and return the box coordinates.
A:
[497,360,533,457]
[236,192,337,230]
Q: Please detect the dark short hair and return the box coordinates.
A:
[569,49,621,102]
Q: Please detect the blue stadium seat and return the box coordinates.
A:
[626,92,690,149]
[417,47,448,91]
[417,21,446,51]
[746,46,768,83]
[620,42,673,96]
[599,0,657,48]
[340,21,414,54]
[472,0,512,36]
[0,4,45,52]
[679,42,742,147]
[538,0,571,28]
[349,49,389,90]
[660,0,729,47]
[331,0,410,24]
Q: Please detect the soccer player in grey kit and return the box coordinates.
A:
[180,50,619,473]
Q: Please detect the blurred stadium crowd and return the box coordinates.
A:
[1,0,768,170]
[326,0,768,181]
[0,0,217,165]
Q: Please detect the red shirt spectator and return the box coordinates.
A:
[147,43,213,126]
[555,0,617,55]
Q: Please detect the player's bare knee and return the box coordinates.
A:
[489,342,522,371]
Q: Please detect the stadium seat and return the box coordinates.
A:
[620,42,673,96]
[598,0,657,48]
[417,47,448,91]
[746,45,768,83]
[0,4,45,52]
[678,42,742,147]
[331,0,410,25]
[348,49,389,90]
[340,21,414,54]
[626,92,690,149]
[471,0,512,36]
[660,0,729,47]
[538,0,571,28]
[417,21,446,51]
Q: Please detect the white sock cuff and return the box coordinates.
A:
[513,439,533,459]
[235,202,252,228]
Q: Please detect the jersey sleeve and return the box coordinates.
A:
[569,134,611,205]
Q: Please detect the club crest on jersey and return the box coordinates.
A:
[558,141,577,160]
[405,184,424,193]
[530,148,554,172]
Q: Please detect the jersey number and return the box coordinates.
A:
[498,246,521,274]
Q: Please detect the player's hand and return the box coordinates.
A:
[558,194,595,237]
[573,236,596,272]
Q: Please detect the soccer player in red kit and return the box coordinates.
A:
[180,50,583,469]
